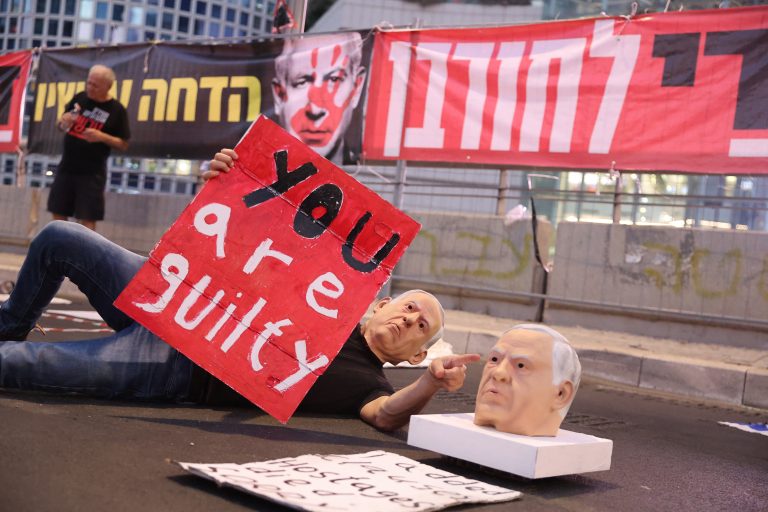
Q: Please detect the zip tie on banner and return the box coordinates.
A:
[609,160,620,180]
[372,22,395,32]
[617,2,638,36]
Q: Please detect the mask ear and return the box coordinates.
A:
[553,380,574,410]
[371,297,392,314]
[408,349,427,366]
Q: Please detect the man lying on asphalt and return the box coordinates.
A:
[0,150,479,432]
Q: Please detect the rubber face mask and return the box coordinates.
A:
[474,330,567,436]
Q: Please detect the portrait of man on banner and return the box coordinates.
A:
[271,32,369,165]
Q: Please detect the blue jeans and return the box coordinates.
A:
[0,221,194,400]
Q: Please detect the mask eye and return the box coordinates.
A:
[489,355,499,363]
[517,362,526,369]
[418,321,425,330]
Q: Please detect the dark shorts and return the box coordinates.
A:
[47,171,107,221]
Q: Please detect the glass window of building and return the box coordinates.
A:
[34,18,43,34]
[195,0,206,15]
[145,30,155,39]
[163,0,173,8]
[96,1,108,18]
[64,0,74,13]
[240,0,249,8]
[208,21,219,37]
[0,0,7,11]
[35,0,45,13]
[178,15,188,32]
[50,0,59,12]
[127,27,139,41]
[159,32,170,40]
[193,18,204,35]
[252,15,260,29]
[94,22,106,40]
[77,20,92,40]
[62,19,72,36]
[180,0,189,10]
[239,11,247,25]
[145,10,157,26]
[47,18,58,35]
[211,3,220,17]
[147,0,158,5]
[226,7,234,21]
[80,0,95,19]
[112,3,123,21]
[32,39,42,47]
[223,25,232,37]
[161,12,172,29]
[129,6,142,24]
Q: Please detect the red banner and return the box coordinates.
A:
[363,6,768,174]
[115,116,419,423]
[0,50,32,153]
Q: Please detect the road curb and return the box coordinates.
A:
[444,326,766,411]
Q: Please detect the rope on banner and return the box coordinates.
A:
[143,41,158,74]
[350,164,392,183]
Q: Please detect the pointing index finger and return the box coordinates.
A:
[444,353,481,369]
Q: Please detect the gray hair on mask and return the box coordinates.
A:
[507,323,581,418]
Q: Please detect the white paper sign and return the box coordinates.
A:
[177,450,521,511]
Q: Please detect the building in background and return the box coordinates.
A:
[0,0,275,193]
[1,0,766,231]
[309,0,541,31]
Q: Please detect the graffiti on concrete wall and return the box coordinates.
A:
[417,230,532,280]
[395,214,548,292]
[627,234,766,302]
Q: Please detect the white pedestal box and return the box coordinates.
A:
[407,413,613,479]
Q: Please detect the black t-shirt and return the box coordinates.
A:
[59,91,131,176]
[190,326,395,416]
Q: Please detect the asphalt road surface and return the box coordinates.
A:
[0,301,766,512]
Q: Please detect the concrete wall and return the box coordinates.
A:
[547,222,768,348]
[392,212,551,320]
[3,185,766,346]
[0,185,190,254]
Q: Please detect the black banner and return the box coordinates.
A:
[28,31,372,163]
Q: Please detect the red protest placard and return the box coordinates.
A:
[114,116,420,423]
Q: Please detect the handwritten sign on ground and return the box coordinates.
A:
[114,116,419,422]
[176,450,521,511]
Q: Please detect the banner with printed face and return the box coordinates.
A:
[362,6,768,174]
[27,31,372,163]
[114,116,419,423]
[0,50,33,153]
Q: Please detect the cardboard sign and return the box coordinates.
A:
[115,116,420,422]
[177,450,521,511]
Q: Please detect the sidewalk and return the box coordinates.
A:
[1,250,766,412]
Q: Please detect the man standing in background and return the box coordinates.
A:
[48,64,130,231]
